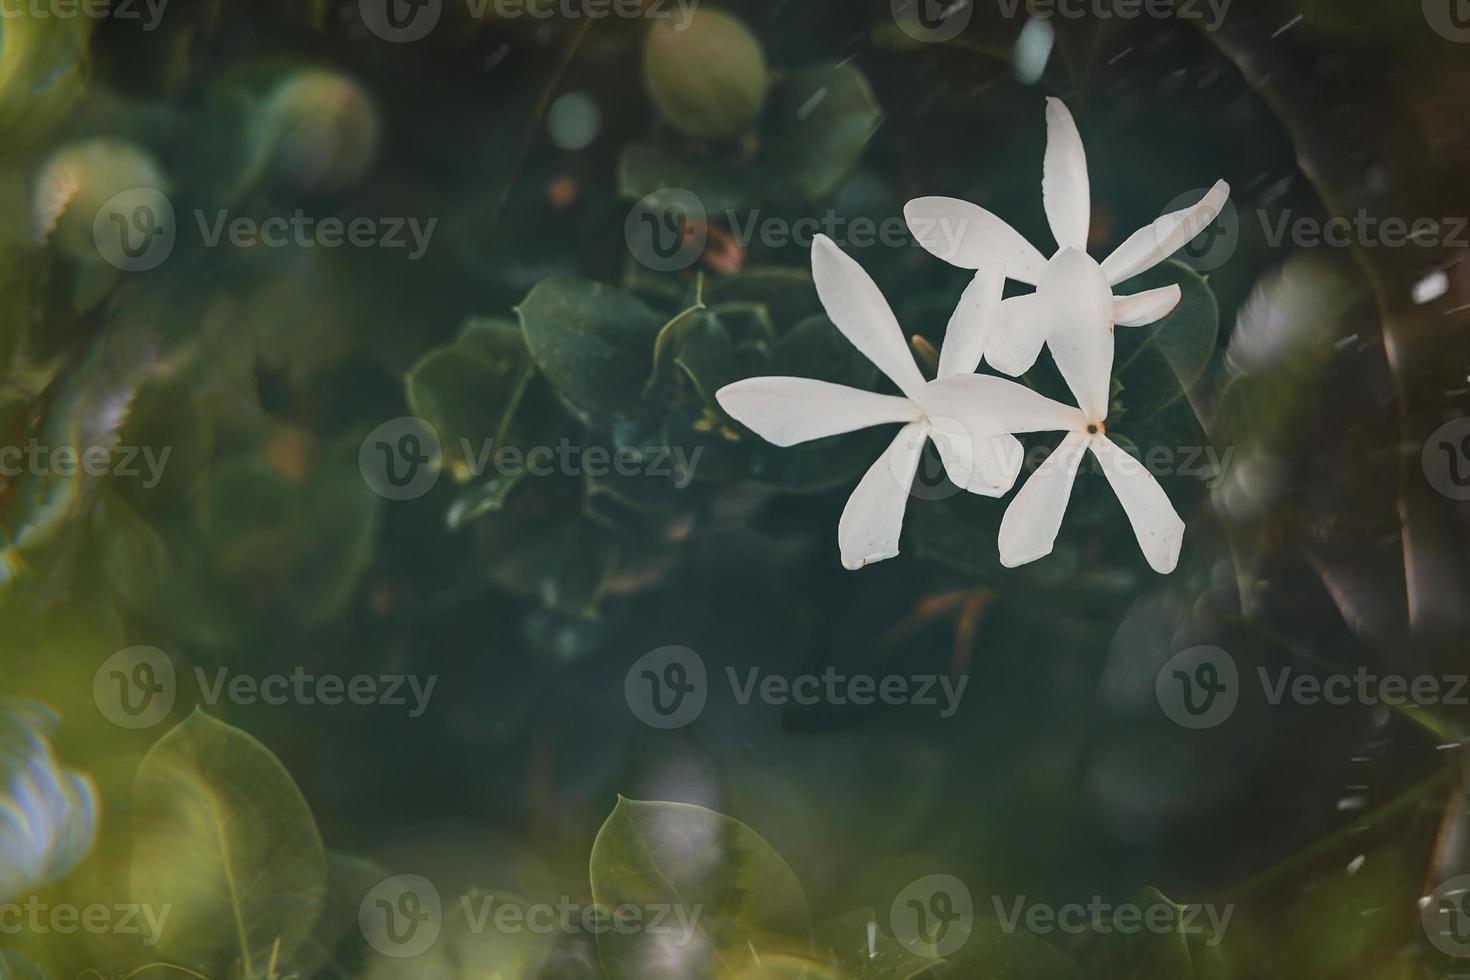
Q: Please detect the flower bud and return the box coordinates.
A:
[643,9,768,141]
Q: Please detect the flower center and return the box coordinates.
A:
[1086,423,1102,435]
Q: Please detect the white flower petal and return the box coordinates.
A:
[838,421,928,570]
[937,269,1003,378]
[1033,249,1114,421]
[1091,435,1185,573]
[998,430,1089,567]
[1100,179,1230,285]
[1042,97,1090,251]
[918,373,1087,434]
[903,198,1048,284]
[927,416,1024,497]
[984,293,1049,376]
[1113,284,1182,326]
[716,377,918,447]
[811,234,927,400]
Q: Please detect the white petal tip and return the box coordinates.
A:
[842,548,899,571]
[998,547,1049,569]
[1145,532,1185,574]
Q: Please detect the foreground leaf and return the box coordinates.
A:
[130,710,327,978]
[590,798,813,980]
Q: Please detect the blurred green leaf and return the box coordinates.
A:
[589,797,814,980]
[131,710,327,978]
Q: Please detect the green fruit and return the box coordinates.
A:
[260,69,380,194]
[643,9,768,141]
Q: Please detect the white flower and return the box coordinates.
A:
[715,234,1081,570]
[904,97,1229,422]
[0,700,98,903]
[934,374,1187,573]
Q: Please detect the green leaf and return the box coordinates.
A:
[517,278,663,422]
[589,797,813,979]
[130,710,327,979]
[407,318,535,483]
